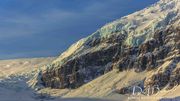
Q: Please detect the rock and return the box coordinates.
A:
[167,63,180,89]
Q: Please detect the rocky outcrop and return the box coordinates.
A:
[41,34,126,89]
[143,25,180,91]
[168,66,180,89]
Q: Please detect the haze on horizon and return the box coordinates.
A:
[0,0,159,60]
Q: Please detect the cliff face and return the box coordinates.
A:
[38,0,180,92]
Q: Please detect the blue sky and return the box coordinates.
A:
[0,0,159,59]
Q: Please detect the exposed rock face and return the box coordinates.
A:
[143,25,180,90]
[41,34,126,88]
[40,24,179,90]
[116,25,179,95]
[37,0,180,93]
[168,66,180,89]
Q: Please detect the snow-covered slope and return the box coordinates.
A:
[53,0,179,64]
[45,0,180,77]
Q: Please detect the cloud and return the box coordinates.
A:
[0,0,158,39]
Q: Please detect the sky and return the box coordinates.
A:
[0,0,159,59]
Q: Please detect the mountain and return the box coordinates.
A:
[32,0,180,100]
[37,0,179,90]
[0,0,179,101]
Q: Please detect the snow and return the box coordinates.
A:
[0,58,56,101]
[91,0,179,46]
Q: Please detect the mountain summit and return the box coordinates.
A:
[33,0,179,99]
